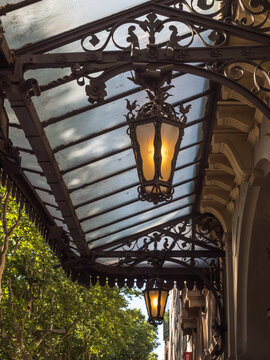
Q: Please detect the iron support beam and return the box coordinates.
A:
[86,262,210,279]
[0,25,13,67]
[5,84,88,256]
[94,249,225,258]
[14,45,270,72]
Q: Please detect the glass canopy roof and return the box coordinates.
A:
[2,2,269,355]
[1,0,227,281]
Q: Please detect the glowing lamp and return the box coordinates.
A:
[144,278,169,326]
[126,87,189,204]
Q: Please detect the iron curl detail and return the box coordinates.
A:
[222,0,270,32]
[218,60,270,95]
[174,0,229,19]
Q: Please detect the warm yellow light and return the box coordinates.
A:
[161,143,168,170]
[136,123,155,181]
[152,296,158,308]
[161,124,179,181]
[148,145,154,163]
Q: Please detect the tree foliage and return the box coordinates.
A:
[0,187,158,359]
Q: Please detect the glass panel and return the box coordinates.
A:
[24,171,51,191]
[71,161,198,211]
[76,186,139,220]
[176,143,201,167]
[83,191,195,237]
[170,75,207,103]
[75,164,197,220]
[54,126,131,172]
[32,80,89,122]
[20,152,39,171]
[4,100,19,125]
[35,189,58,208]
[63,148,135,189]
[43,88,146,148]
[185,96,209,123]
[87,205,193,249]
[181,122,203,148]
[161,123,179,181]
[1,0,21,4]
[1,0,149,49]
[70,168,138,206]
[45,204,64,221]
[9,127,31,150]
[136,123,155,181]
[174,163,200,184]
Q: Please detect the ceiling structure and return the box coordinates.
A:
[0,0,270,355]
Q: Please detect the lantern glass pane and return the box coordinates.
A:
[144,292,150,316]
[148,290,159,318]
[160,123,179,181]
[159,290,169,318]
[136,123,155,181]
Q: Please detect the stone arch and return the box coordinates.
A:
[236,166,270,360]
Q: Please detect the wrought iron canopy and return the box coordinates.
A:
[0,0,270,355]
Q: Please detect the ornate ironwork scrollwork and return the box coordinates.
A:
[81,11,227,53]
[113,214,224,269]
[70,63,108,103]
[174,0,229,18]
[207,59,270,95]
[173,0,270,33]
[228,0,270,31]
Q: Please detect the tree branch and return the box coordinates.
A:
[36,329,67,348]
[1,188,11,234]
[7,207,22,237]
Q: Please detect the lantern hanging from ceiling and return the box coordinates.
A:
[125,83,190,204]
[144,278,169,326]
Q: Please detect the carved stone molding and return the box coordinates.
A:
[217,102,255,133]
[184,283,205,309]
[208,154,235,176]
[204,171,235,192]
[200,200,231,233]
[211,133,253,184]
[200,63,266,227]
[202,186,231,206]
[221,86,255,107]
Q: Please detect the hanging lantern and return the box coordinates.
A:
[125,85,190,204]
[144,278,169,326]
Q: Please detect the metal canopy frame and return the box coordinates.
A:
[0,1,270,356]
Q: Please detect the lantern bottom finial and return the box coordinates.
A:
[138,183,174,204]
